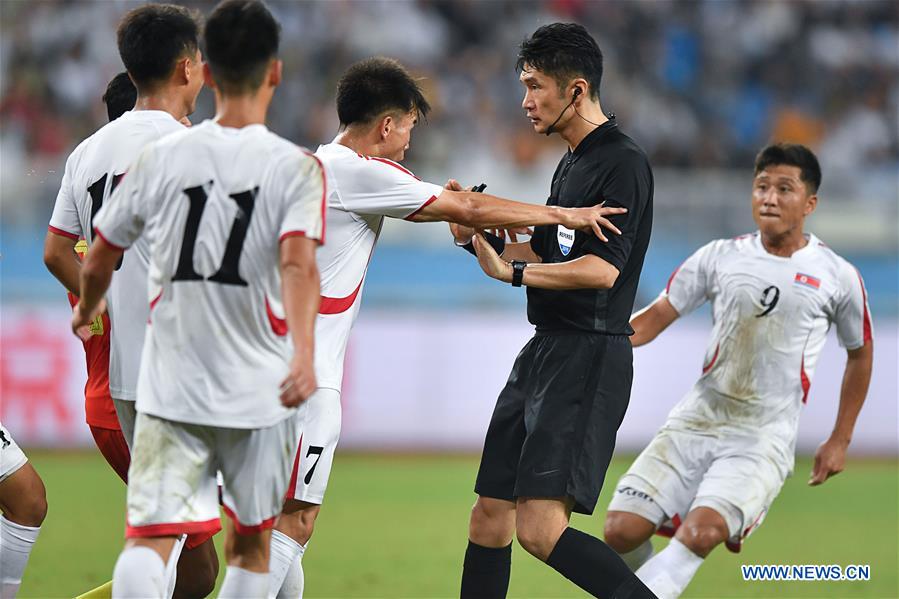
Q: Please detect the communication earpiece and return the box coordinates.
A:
[573,87,582,98]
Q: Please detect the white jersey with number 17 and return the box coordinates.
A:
[49,110,185,402]
[313,142,443,391]
[93,120,326,429]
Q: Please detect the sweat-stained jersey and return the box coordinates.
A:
[313,143,443,391]
[93,120,325,428]
[662,232,872,452]
[49,110,185,402]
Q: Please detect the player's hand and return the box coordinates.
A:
[280,353,316,408]
[473,233,512,283]
[71,298,106,341]
[179,117,192,127]
[808,437,849,486]
[560,203,627,242]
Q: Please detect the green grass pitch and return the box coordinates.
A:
[20,451,898,598]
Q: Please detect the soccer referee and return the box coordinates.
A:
[454,24,655,599]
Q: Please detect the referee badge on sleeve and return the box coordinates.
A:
[557,225,575,256]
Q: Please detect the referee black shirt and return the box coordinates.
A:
[528,119,653,334]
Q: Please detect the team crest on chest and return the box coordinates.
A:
[557,225,575,256]
[794,272,821,290]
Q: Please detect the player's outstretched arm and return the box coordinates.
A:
[71,237,121,339]
[279,235,320,408]
[809,340,873,486]
[629,296,680,347]
[412,188,626,240]
[44,231,83,296]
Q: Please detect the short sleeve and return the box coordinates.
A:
[48,155,83,239]
[279,151,326,245]
[581,149,653,271]
[338,157,443,220]
[92,145,155,250]
[663,241,718,316]
[832,264,873,350]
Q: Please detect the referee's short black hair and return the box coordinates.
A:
[754,143,822,194]
[336,57,431,127]
[205,0,280,95]
[103,72,137,121]
[517,23,603,101]
[117,4,200,92]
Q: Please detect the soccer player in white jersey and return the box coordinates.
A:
[602,143,874,598]
[268,56,628,599]
[73,1,324,597]
[43,6,220,597]
[0,424,47,599]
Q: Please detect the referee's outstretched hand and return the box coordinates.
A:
[561,203,627,242]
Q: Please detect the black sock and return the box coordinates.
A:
[546,528,656,599]
[460,540,512,599]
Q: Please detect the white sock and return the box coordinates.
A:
[0,516,41,599]
[268,530,305,599]
[618,538,654,571]
[112,546,167,599]
[164,534,187,599]
[219,566,269,598]
[635,538,704,599]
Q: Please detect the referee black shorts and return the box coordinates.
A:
[474,331,633,515]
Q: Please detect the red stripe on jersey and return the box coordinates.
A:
[303,150,327,245]
[286,434,303,499]
[369,156,421,180]
[149,290,163,311]
[221,504,277,535]
[800,355,811,404]
[48,225,80,240]
[93,227,127,251]
[319,279,363,315]
[265,296,288,336]
[855,269,872,344]
[126,517,221,539]
[404,195,439,221]
[702,343,719,374]
[665,263,683,293]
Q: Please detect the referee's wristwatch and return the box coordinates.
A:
[511,260,527,287]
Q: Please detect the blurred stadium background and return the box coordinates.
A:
[1,1,896,597]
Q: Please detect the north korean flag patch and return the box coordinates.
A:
[794,273,821,290]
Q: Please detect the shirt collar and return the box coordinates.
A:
[570,118,618,157]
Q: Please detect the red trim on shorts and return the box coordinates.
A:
[89,425,130,483]
[185,528,220,550]
[286,434,303,499]
[369,157,421,180]
[404,195,439,221]
[855,269,872,344]
[48,225,79,240]
[93,227,127,251]
[126,517,221,539]
[265,296,288,336]
[702,343,720,374]
[800,355,811,404]
[655,513,682,539]
[221,504,277,535]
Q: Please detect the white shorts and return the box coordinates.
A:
[113,398,137,448]
[0,423,28,483]
[126,411,299,538]
[286,388,341,505]
[607,427,789,551]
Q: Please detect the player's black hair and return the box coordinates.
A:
[116,4,200,91]
[336,57,431,127]
[754,143,822,194]
[517,23,603,101]
[102,72,137,121]
[204,0,280,94]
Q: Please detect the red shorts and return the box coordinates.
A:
[89,425,130,484]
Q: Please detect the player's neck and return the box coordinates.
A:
[557,102,608,151]
[333,129,378,158]
[213,91,270,129]
[133,92,188,122]
[760,229,809,257]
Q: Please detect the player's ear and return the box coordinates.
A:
[202,63,217,90]
[380,114,393,140]
[804,193,818,216]
[268,59,283,88]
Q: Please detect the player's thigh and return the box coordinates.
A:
[693,445,788,544]
[218,412,299,534]
[285,388,341,506]
[608,428,712,527]
[113,398,137,449]
[126,413,220,536]
[0,423,29,486]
